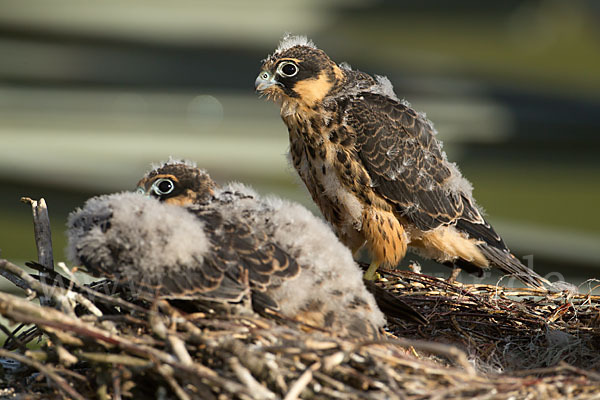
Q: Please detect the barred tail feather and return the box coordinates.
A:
[478,244,553,290]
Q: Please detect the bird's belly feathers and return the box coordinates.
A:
[284,110,415,266]
[287,124,365,250]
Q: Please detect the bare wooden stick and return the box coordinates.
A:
[229,357,277,400]
[283,361,320,400]
[0,322,28,351]
[21,197,54,272]
[26,261,150,314]
[0,348,86,400]
[0,259,74,316]
[21,197,54,307]
[156,364,191,400]
[0,269,33,294]
[78,352,153,368]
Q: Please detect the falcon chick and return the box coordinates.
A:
[136,160,427,325]
[67,163,388,338]
[255,35,551,288]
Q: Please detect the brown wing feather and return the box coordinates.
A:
[343,92,482,231]
[171,207,301,306]
[341,92,551,288]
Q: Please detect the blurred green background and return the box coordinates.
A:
[0,0,598,288]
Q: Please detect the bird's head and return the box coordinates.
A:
[136,161,216,206]
[255,35,345,108]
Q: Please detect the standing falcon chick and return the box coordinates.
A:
[68,165,390,338]
[255,35,551,288]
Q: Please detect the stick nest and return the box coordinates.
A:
[1,196,599,399]
[0,258,599,400]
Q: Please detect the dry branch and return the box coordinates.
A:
[21,197,54,308]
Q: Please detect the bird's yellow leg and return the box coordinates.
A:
[363,261,380,281]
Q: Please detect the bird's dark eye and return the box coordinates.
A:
[278,61,298,78]
[152,178,175,196]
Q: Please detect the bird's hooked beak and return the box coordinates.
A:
[255,70,278,91]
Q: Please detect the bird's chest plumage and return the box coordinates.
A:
[282,107,366,248]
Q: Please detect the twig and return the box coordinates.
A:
[0,322,28,352]
[510,362,600,380]
[27,261,149,315]
[156,364,191,400]
[21,197,54,272]
[0,259,75,316]
[21,197,54,307]
[0,269,33,294]
[112,368,122,400]
[4,324,43,351]
[78,352,153,368]
[168,335,193,366]
[229,357,276,400]
[0,348,85,400]
[283,361,320,400]
[362,337,476,376]
[1,260,139,321]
